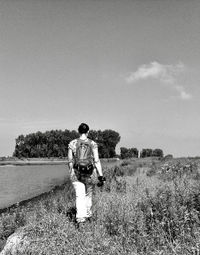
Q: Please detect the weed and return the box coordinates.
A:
[1,159,200,254]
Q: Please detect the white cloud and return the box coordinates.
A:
[126,61,184,83]
[126,61,191,100]
[175,85,192,100]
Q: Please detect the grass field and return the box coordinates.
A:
[1,157,200,254]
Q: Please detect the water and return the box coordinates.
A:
[0,164,68,209]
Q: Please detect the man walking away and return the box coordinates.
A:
[68,123,105,226]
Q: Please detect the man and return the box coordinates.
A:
[68,123,105,225]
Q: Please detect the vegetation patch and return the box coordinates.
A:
[1,158,200,254]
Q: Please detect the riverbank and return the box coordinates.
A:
[0,157,120,166]
[1,158,200,254]
[0,157,68,166]
[0,176,74,253]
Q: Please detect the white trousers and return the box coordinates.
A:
[72,180,93,223]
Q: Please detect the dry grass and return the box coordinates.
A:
[1,158,200,254]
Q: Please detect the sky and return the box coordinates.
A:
[1,0,200,157]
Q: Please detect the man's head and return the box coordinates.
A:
[78,123,89,135]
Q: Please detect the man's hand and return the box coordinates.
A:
[97,176,106,187]
[70,168,74,175]
[70,168,76,181]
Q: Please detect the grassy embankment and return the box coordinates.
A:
[1,157,200,254]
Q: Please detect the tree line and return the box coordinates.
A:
[13,128,164,159]
[13,129,121,159]
[120,147,164,159]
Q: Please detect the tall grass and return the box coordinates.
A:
[1,158,200,254]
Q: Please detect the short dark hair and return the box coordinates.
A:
[78,123,89,134]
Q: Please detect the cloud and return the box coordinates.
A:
[126,61,184,83]
[175,85,192,100]
[126,61,191,100]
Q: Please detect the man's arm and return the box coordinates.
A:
[68,148,74,172]
[93,145,103,176]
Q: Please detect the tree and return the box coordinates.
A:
[152,149,164,158]
[140,148,164,158]
[98,130,120,158]
[120,147,129,159]
[102,130,120,157]
[13,129,120,158]
[129,148,139,158]
[88,129,120,158]
[164,154,173,160]
[120,147,138,159]
[140,149,153,158]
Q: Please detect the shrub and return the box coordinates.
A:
[138,180,200,245]
[146,167,157,177]
[159,160,200,181]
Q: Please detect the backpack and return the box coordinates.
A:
[74,139,94,175]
